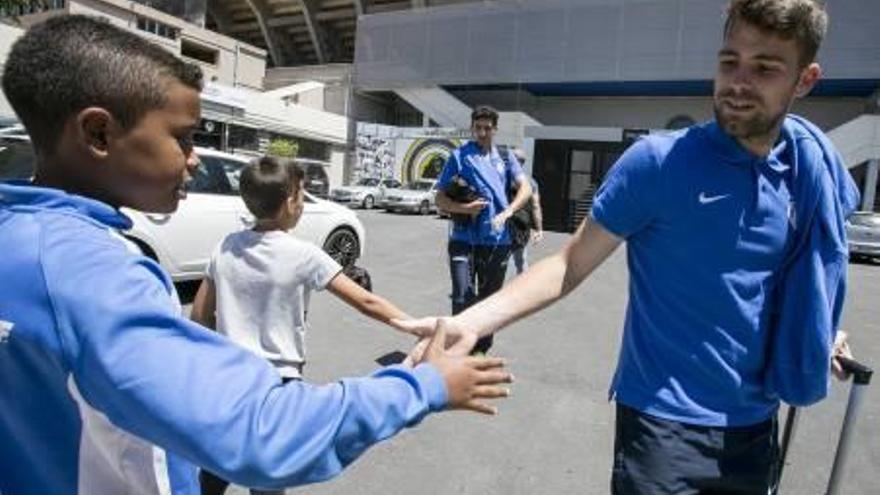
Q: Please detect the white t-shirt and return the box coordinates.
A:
[207,229,342,378]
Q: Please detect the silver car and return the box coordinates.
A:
[329,178,402,209]
[846,211,880,261]
[384,180,437,215]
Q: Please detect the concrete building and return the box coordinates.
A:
[346,0,880,230]
[4,0,878,219]
[0,0,352,190]
[190,0,878,230]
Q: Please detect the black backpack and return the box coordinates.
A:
[497,146,536,247]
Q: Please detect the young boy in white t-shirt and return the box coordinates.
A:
[191,157,423,494]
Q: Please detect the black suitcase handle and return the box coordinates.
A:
[774,356,873,495]
[835,356,873,385]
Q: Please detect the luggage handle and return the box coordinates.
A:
[835,356,873,385]
[775,356,873,495]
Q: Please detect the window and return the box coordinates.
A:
[135,16,178,40]
[188,156,234,195]
[1,0,65,16]
[181,39,218,66]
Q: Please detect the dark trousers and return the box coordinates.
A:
[199,472,283,495]
[200,377,301,495]
[448,240,510,354]
[611,404,779,495]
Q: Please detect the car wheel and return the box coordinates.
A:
[418,200,430,215]
[362,195,374,209]
[323,227,360,267]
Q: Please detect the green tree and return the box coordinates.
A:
[0,0,36,11]
[266,138,299,159]
[0,0,42,20]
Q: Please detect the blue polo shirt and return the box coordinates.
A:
[592,121,798,427]
[437,141,525,246]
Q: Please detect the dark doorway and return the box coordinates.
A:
[533,139,627,232]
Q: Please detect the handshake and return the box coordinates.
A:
[391,317,511,416]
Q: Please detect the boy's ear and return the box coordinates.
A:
[286,194,298,213]
[75,107,115,157]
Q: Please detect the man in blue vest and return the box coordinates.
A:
[435,106,532,354]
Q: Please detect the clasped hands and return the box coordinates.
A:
[391,316,511,415]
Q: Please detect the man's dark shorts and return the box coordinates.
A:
[612,404,779,495]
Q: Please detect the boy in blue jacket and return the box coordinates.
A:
[0,15,511,495]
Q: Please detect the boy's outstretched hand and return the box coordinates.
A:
[417,319,513,415]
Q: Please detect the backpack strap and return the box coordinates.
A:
[494,144,518,193]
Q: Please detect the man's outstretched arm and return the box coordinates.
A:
[399,216,623,354]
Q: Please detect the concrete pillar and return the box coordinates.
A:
[521,137,536,176]
[862,159,878,212]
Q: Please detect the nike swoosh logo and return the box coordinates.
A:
[0,320,13,344]
[698,192,730,204]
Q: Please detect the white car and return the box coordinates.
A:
[383,179,438,215]
[329,177,402,209]
[0,137,365,281]
[846,211,880,262]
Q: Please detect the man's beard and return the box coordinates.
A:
[713,99,786,141]
[713,85,792,142]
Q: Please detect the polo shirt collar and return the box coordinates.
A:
[704,120,790,173]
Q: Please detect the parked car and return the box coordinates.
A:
[846,211,880,262]
[384,179,438,215]
[0,136,365,280]
[329,177,402,209]
[297,157,331,198]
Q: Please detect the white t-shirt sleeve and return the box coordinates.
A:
[303,244,342,291]
[205,241,223,281]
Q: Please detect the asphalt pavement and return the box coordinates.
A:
[198,209,879,495]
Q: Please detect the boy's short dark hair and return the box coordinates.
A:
[1,15,203,155]
[471,105,499,127]
[724,0,828,67]
[239,157,305,219]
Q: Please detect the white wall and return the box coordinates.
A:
[328,147,346,190]
[0,23,24,118]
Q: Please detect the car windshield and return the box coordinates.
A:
[850,213,880,228]
[356,178,379,186]
[407,181,434,191]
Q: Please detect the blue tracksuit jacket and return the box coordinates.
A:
[0,181,447,494]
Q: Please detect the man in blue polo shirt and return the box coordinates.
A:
[435,106,532,354]
[404,0,860,493]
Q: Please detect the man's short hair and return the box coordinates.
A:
[1,15,203,155]
[471,105,499,127]
[724,0,828,67]
[239,157,304,219]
